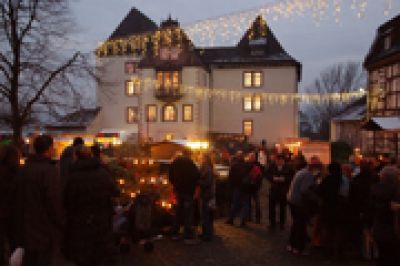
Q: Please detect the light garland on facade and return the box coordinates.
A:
[133,78,365,105]
[96,0,394,56]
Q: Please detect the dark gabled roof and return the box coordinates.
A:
[364,13,400,69]
[139,19,207,70]
[108,8,158,40]
[46,107,101,129]
[195,16,301,80]
[197,46,298,65]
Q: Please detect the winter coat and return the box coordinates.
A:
[267,163,293,199]
[59,145,74,183]
[371,183,400,243]
[14,155,64,250]
[0,165,18,221]
[168,156,200,197]
[227,158,247,190]
[318,174,346,225]
[199,164,215,201]
[349,170,379,227]
[63,158,119,263]
[287,168,316,207]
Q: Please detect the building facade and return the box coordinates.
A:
[96,8,301,145]
[363,14,400,157]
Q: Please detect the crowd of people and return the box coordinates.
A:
[0,135,119,266]
[1,135,400,266]
[220,143,400,266]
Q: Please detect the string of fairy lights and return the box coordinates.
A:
[131,78,366,105]
[184,0,394,46]
[95,0,395,55]
[96,0,390,105]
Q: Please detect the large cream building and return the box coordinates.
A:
[95,8,301,145]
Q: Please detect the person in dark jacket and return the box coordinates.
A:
[59,137,84,184]
[318,162,346,260]
[14,135,64,266]
[226,151,249,227]
[349,159,379,249]
[169,150,200,244]
[371,166,400,266]
[247,152,263,224]
[63,145,119,266]
[0,144,20,266]
[199,153,216,241]
[267,154,293,229]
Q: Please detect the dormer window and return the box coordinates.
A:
[384,35,391,50]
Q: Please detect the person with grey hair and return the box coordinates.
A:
[371,166,400,266]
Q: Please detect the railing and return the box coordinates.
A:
[154,86,184,102]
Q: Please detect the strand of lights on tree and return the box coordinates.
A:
[127,78,366,105]
[95,0,394,56]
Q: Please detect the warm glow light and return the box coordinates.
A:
[118,179,125,185]
[150,177,156,184]
[148,159,154,165]
[162,178,168,185]
[185,141,209,150]
[19,158,25,165]
[140,178,146,184]
[130,192,136,198]
[133,159,139,165]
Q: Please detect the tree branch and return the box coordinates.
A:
[22,51,80,119]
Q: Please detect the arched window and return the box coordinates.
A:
[162,104,177,121]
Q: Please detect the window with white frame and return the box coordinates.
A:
[125,61,137,74]
[127,107,138,123]
[182,104,193,122]
[125,79,140,96]
[243,71,263,88]
[243,95,262,111]
[162,104,177,121]
[243,120,253,136]
[146,104,157,122]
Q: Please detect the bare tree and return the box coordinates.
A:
[302,61,366,140]
[0,0,94,147]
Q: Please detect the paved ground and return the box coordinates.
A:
[121,219,373,266]
[118,180,374,266]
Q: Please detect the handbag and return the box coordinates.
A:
[9,247,24,266]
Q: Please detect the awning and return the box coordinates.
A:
[362,117,400,132]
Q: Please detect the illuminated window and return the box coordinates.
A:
[125,62,137,74]
[243,95,262,112]
[244,72,252,87]
[182,104,193,122]
[243,71,263,88]
[125,80,140,96]
[253,72,262,87]
[243,120,253,136]
[127,107,138,124]
[162,104,177,121]
[253,95,262,111]
[165,133,173,141]
[243,96,252,111]
[146,105,157,122]
[156,71,180,90]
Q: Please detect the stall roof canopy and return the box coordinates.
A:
[362,117,400,131]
